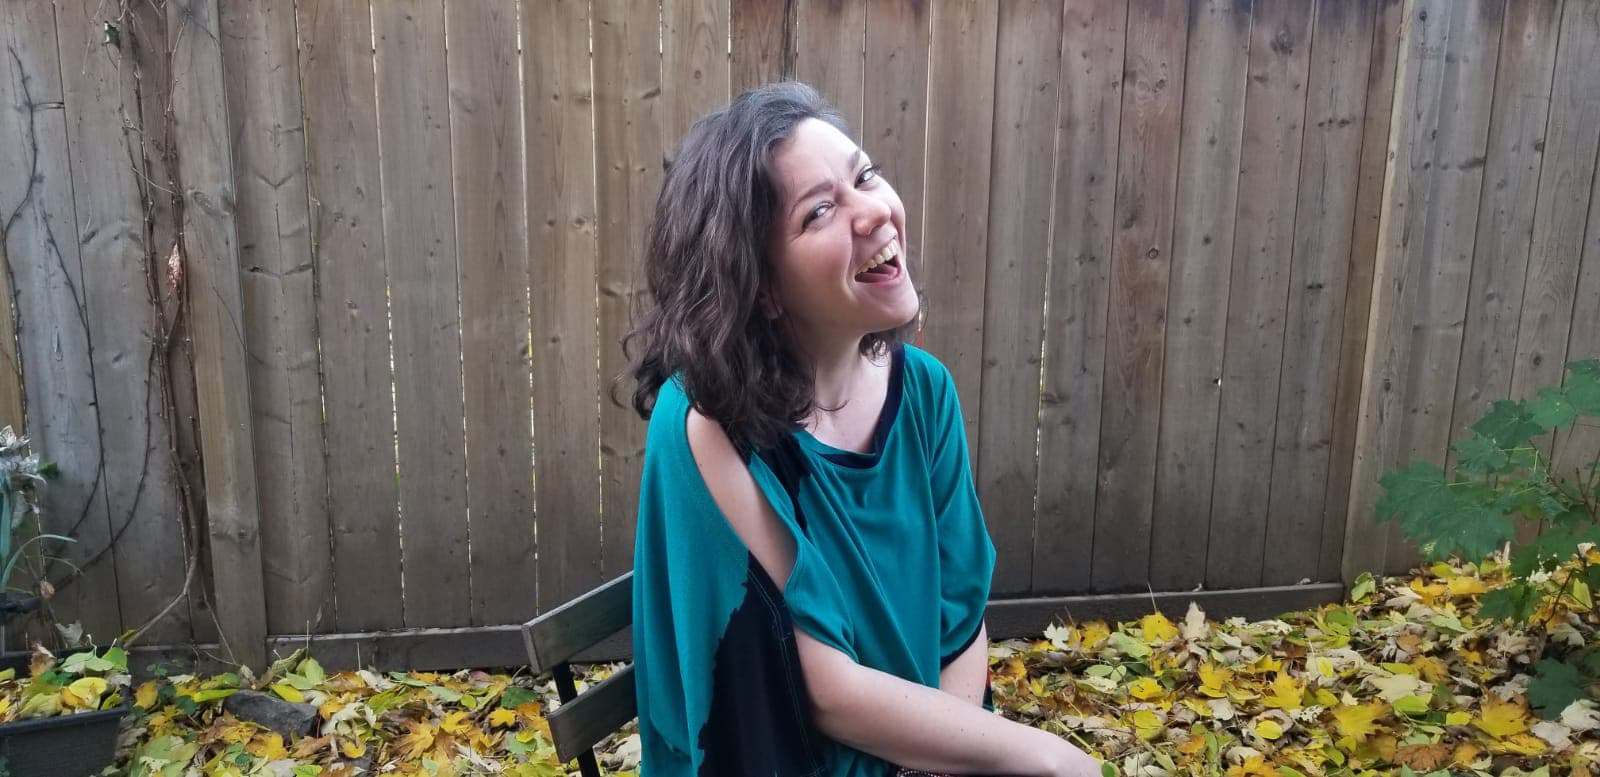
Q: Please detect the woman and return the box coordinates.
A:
[626,82,1101,777]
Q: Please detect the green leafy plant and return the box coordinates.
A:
[0,426,69,621]
[1376,358,1600,718]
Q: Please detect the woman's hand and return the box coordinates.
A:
[1039,737,1103,777]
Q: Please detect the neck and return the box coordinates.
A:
[800,335,868,410]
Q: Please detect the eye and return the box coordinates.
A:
[802,202,832,228]
[857,164,883,186]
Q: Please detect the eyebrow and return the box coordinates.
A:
[787,148,864,221]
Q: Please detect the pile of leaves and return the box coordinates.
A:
[992,552,1600,776]
[110,553,1599,776]
[0,644,131,721]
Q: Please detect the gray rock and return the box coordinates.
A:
[223,689,318,739]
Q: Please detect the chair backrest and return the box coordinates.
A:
[520,572,636,769]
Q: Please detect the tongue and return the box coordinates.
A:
[856,264,895,284]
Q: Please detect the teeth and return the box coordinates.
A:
[859,239,900,275]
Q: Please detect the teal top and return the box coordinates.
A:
[632,345,996,776]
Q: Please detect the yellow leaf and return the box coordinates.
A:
[270,682,305,703]
[1450,742,1483,767]
[1262,672,1304,710]
[340,737,368,759]
[1078,621,1111,650]
[1495,733,1546,756]
[61,677,108,709]
[1445,710,1471,726]
[1474,696,1529,739]
[245,732,289,760]
[1254,719,1285,740]
[1199,664,1233,698]
[1331,700,1387,742]
[489,707,518,728]
[1131,708,1163,740]
[1411,656,1450,684]
[440,710,471,735]
[135,681,160,710]
[1128,676,1164,701]
[1224,755,1279,777]
[1141,613,1179,643]
[395,720,437,761]
[1447,576,1488,597]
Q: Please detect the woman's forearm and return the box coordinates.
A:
[938,622,990,706]
[797,631,1096,776]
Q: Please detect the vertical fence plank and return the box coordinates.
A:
[922,1,997,469]
[794,0,865,131]
[594,0,665,580]
[862,1,930,272]
[1036,0,1126,595]
[297,0,404,632]
[372,0,471,627]
[527,0,603,609]
[1206,0,1315,589]
[168,0,268,667]
[60,0,190,644]
[1148,0,1252,591]
[0,1,124,641]
[220,0,333,636]
[1093,0,1189,592]
[448,0,534,626]
[1327,0,1404,583]
[1345,0,1505,580]
[1448,0,1559,444]
[1560,175,1600,475]
[1511,0,1600,406]
[732,0,792,93]
[1451,0,1561,550]
[974,0,1061,596]
[972,0,1062,594]
[1262,0,1378,586]
[663,0,733,144]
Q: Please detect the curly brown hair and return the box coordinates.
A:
[622,82,917,451]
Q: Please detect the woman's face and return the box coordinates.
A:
[766,118,918,349]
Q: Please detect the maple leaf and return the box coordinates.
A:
[1330,700,1386,742]
[1141,612,1179,643]
[1198,663,1233,698]
[488,707,518,728]
[1474,695,1530,739]
[1127,676,1164,701]
[1261,672,1304,710]
[1527,658,1587,719]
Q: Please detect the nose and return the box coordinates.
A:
[849,187,893,237]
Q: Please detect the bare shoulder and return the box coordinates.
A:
[685,408,797,588]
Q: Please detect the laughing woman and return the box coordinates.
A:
[625,82,1101,777]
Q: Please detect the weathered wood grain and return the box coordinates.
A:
[1511,0,1600,404]
[527,0,604,610]
[219,0,333,636]
[372,0,471,627]
[1035,0,1126,595]
[593,0,665,579]
[794,0,866,131]
[447,0,535,626]
[1345,0,1505,580]
[1206,0,1315,590]
[921,1,997,470]
[295,0,404,632]
[1262,0,1379,586]
[1148,0,1252,591]
[976,0,1062,596]
[862,0,930,269]
[167,0,268,667]
[0,0,123,642]
[1093,0,1189,592]
[1328,0,1405,583]
[732,0,792,93]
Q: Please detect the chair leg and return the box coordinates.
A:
[553,664,605,777]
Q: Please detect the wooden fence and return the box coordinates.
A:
[1,0,1597,669]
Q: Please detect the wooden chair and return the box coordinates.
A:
[520,572,637,777]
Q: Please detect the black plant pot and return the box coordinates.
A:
[0,704,126,777]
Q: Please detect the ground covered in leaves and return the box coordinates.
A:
[104,556,1598,776]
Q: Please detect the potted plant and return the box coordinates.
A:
[0,426,126,777]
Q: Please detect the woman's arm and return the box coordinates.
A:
[939,621,989,706]
[686,412,1098,776]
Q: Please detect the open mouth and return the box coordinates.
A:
[854,240,903,284]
